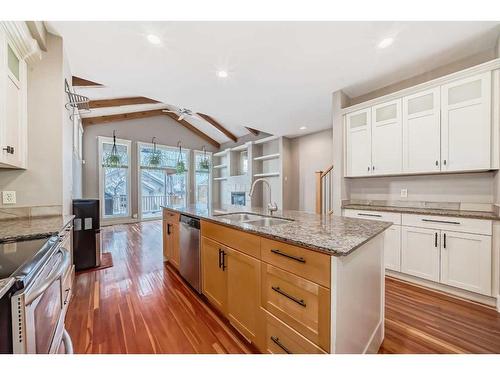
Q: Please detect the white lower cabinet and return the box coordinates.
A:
[384,225,401,272]
[401,226,440,282]
[440,231,491,296]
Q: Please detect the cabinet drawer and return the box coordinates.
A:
[62,265,74,311]
[201,220,260,258]
[261,264,330,351]
[261,238,330,288]
[343,209,401,225]
[263,309,326,354]
[402,213,492,235]
[163,209,180,224]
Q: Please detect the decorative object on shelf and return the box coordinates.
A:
[103,130,122,167]
[176,141,187,174]
[146,137,164,167]
[199,146,210,170]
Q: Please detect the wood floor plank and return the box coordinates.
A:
[65,221,500,354]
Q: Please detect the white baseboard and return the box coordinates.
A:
[363,319,384,354]
[497,295,500,313]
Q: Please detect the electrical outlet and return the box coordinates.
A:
[2,191,16,204]
[400,189,408,198]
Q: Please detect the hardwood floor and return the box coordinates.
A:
[65,221,500,354]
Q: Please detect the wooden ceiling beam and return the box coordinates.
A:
[89,97,159,109]
[82,109,220,148]
[245,127,260,136]
[164,112,220,148]
[196,112,238,142]
[72,76,103,87]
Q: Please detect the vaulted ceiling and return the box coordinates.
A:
[49,21,500,139]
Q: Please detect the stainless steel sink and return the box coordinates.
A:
[214,212,293,227]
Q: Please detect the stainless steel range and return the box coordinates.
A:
[0,235,73,354]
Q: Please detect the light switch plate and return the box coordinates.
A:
[2,191,16,204]
[400,189,408,198]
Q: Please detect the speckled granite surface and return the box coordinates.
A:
[0,215,75,243]
[342,204,500,221]
[162,205,391,256]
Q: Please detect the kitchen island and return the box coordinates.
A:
[162,205,391,354]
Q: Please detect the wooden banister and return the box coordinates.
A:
[315,165,334,215]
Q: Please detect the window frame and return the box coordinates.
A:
[98,136,132,221]
[193,149,212,210]
[137,141,191,220]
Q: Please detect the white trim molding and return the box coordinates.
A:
[0,21,41,64]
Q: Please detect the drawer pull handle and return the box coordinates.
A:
[422,219,460,225]
[271,336,292,354]
[272,286,306,307]
[270,249,306,263]
[357,213,382,218]
[443,233,446,249]
[434,232,438,248]
[218,249,223,269]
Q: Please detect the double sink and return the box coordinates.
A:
[214,212,294,227]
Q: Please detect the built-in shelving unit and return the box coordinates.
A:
[253,153,280,161]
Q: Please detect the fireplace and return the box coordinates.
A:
[231,192,246,206]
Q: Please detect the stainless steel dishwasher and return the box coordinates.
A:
[179,214,201,293]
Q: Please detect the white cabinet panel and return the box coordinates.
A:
[346,108,371,177]
[440,231,491,296]
[402,88,441,173]
[385,225,401,272]
[401,226,440,282]
[371,99,402,175]
[441,72,491,172]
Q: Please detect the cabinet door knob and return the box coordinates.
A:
[435,160,439,166]
[367,166,370,171]
[2,146,14,154]
[443,159,447,166]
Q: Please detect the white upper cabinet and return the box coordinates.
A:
[371,99,402,175]
[343,65,498,178]
[346,108,371,177]
[441,72,492,172]
[402,88,441,173]
[0,28,27,169]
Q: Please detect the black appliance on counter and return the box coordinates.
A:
[72,199,101,271]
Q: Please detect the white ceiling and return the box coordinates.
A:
[49,21,500,138]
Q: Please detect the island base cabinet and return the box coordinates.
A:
[401,226,440,282]
[262,309,326,354]
[201,237,228,315]
[384,225,401,272]
[163,211,180,270]
[226,248,263,348]
[440,231,492,296]
[261,263,330,351]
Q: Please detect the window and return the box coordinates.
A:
[194,150,212,210]
[138,142,189,219]
[98,137,131,219]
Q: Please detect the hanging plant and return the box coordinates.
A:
[103,130,122,167]
[146,137,164,167]
[199,146,210,170]
[176,141,187,174]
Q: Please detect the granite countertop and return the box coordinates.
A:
[162,205,392,256]
[342,204,500,221]
[0,214,75,243]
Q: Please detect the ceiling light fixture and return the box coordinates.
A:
[299,126,307,130]
[216,70,228,78]
[377,37,394,49]
[147,34,161,45]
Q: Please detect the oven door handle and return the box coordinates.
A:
[61,329,74,354]
[25,248,70,305]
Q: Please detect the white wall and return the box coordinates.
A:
[82,115,218,218]
[0,33,71,213]
[289,128,333,212]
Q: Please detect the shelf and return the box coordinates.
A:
[253,172,280,177]
[231,144,248,152]
[253,135,279,145]
[213,164,227,169]
[214,177,228,181]
[253,153,280,161]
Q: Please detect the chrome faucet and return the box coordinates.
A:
[248,178,278,215]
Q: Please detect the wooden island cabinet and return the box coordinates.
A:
[163,210,180,269]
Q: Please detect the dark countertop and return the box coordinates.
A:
[0,214,75,243]
[162,205,391,256]
[342,204,500,221]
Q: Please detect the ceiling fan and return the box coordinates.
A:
[162,106,200,121]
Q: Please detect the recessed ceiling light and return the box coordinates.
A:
[377,37,394,49]
[216,70,228,78]
[147,34,161,45]
[299,126,307,130]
